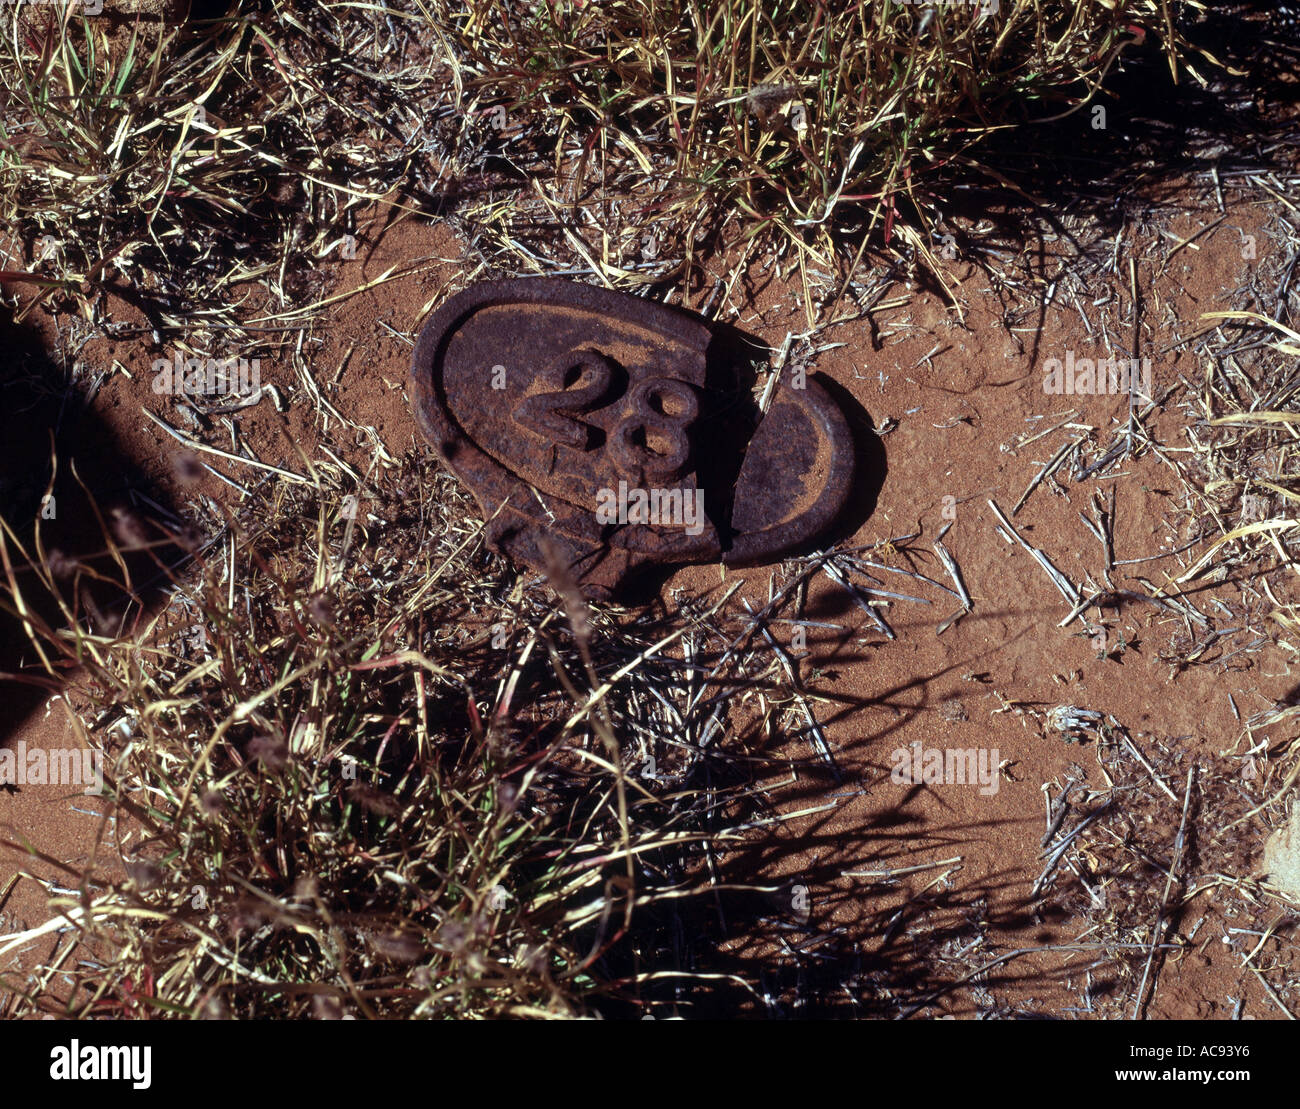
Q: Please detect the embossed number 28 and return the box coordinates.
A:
[512,353,698,481]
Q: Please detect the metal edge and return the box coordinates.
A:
[722,376,855,566]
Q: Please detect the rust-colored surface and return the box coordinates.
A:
[409,278,854,597]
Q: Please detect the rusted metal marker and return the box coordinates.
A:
[409,278,854,598]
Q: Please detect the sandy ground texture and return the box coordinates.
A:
[3,161,1299,1017]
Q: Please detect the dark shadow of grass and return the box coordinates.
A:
[0,308,187,742]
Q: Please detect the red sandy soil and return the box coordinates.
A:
[3,179,1297,1017]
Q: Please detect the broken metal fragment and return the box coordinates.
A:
[409,278,854,598]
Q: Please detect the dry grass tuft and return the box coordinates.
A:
[0,454,819,1017]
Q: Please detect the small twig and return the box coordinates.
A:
[1118,729,1179,802]
[1251,967,1297,1020]
[822,556,895,639]
[744,599,840,778]
[843,855,964,881]
[142,407,309,484]
[1132,766,1196,1019]
[1012,435,1082,515]
[932,533,972,612]
[1031,800,1112,898]
[987,499,1080,605]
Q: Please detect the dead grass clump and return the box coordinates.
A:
[1028,709,1299,1019]
[0,454,802,1018]
[426,0,1183,286]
